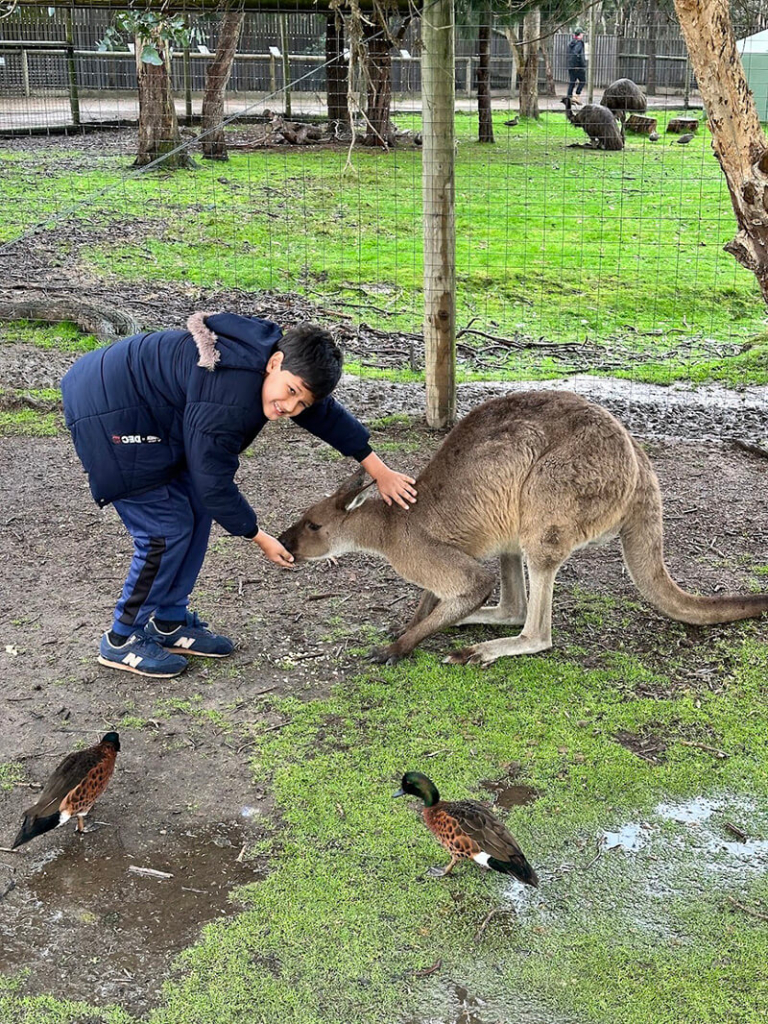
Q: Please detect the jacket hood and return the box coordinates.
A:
[187,311,282,372]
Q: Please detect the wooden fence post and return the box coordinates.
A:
[64,10,80,126]
[279,15,291,117]
[421,0,456,429]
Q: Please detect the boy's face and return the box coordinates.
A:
[262,351,315,421]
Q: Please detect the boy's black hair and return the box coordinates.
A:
[276,323,343,400]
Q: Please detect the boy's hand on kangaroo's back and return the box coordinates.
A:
[375,468,417,510]
[254,530,295,568]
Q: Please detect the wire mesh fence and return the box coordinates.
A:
[1,3,767,399]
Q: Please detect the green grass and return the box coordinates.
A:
[0,408,60,436]
[144,637,768,1024]
[2,627,767,1022]
[0,761,26,792]
[0,320,100,353]
[2,110,767,385]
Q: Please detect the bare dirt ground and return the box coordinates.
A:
[1,414,767,1015]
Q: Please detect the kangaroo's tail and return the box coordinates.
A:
[620,456,768,625]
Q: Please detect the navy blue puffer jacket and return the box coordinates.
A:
[61,312,370,537]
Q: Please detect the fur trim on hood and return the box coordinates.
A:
[187,311,221,371]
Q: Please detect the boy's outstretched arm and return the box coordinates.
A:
[358,451,417,510]
[292,398,417,509]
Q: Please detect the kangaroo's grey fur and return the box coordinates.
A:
[278,392,768,666]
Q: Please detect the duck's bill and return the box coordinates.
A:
[392,787,405,798]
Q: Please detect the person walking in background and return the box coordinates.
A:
[567,29,587,99]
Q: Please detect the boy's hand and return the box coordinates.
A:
[359,452,417,510]
[254,530,295,568]
[374,467,417,510]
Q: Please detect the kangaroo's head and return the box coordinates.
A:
[278,468,377,562]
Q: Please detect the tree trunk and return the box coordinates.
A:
[673,0,768,302]
[518,9,540,119]
[363,17,394,147]
[326,13,349,126]
[504,25,519,98]
[645,3,657,96]
[422,0,456,427]
[134,31,193,169]
[477,10,494,143]
[541,37,557,99]
[201,9,244,160]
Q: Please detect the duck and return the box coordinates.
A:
[12,732,120,849]
[393,771,538,885]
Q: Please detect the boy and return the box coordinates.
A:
[61,312,416,678]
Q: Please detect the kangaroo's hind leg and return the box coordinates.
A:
[446,557,558,666]
[459,552,527,626]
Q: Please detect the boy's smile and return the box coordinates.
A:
[262,352,314,420]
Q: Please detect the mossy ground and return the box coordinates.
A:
[2,628,767,1024]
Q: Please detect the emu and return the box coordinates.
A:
[601,78,647,141]
[561,97,623,151]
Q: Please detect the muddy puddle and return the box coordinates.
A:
[597,796,768,867]
[479,779,539,810]
[0,820,262,1013]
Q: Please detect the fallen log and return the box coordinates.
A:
[0,293,141,342]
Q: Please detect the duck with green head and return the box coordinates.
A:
[393,771,538,885]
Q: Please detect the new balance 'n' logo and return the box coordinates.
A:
[173,636,196,649]
[122,652,144,668]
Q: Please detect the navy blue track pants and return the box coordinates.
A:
[111,473,212,635]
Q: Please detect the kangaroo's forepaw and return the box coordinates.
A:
[369,646,403,666]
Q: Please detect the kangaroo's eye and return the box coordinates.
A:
[306,521,321,532]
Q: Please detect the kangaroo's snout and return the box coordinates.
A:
[277,526,300,558]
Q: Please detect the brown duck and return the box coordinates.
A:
[12,732,120,849]
[393,771,538,885]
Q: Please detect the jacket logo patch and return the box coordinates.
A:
[112,435,163,444]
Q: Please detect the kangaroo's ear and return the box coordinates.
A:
[344,480,376,511]
[333,467,369,508]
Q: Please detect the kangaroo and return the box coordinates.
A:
[278,392,768,666]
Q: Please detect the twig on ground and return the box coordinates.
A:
[129,865,173,880]
[584,841,603,870]
[724,821,748,842]
[412,958,442,977]
[251,685,277,698]
[727,896,768,922]
[678,739,728,759]
[475,906,513,942]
